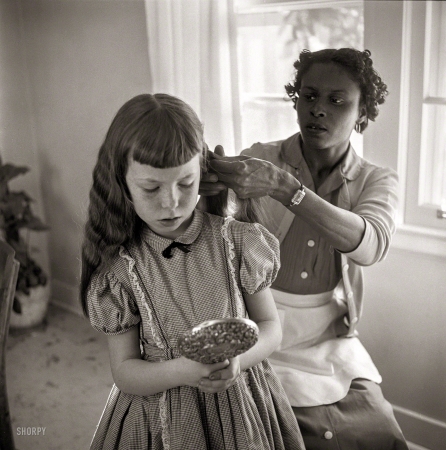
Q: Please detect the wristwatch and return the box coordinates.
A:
[287,183,306,207]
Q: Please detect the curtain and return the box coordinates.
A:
[145,0,241,155]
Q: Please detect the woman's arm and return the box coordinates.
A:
[208,154,365,252]
[197,287,282,393]
[207,153,397,255]
[107,326,230,396]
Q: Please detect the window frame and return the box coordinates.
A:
[391,0,446,257]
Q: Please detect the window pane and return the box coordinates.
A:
[420,104,446,206]
[426,1,446,98]
[236,5,364,151]
[420,2,446,209]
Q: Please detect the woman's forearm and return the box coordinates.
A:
[290,188,365,253]
[270,172,365,253]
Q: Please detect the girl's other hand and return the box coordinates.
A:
[197,357,241,394]
[180,357,230,389]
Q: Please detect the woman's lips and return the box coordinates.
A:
[306,123,327,132]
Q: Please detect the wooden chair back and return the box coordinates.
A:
[0,240,19,450]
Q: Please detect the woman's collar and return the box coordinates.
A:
[280,132,363,181]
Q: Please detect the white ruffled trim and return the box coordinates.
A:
[220,218,244,317]
[119,247,170,448]
[159,391,170,450]
[119,247,164,350]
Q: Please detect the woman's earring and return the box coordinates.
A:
[355,122,361,133]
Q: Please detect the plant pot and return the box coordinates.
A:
[10,283,51,329]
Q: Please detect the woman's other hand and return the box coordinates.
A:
[199,145,228,196]
[197,357,241,393]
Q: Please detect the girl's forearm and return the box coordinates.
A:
[112,357,187,396]
[238,320,282,372]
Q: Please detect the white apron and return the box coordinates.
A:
[269,288,381,407]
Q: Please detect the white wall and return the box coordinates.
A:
[17,0,152,313]
[0,0,50,274]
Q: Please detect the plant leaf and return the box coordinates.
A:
[0,164,29,185]
[21,215,49,231]
[13,297,22,314]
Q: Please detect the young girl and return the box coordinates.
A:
[80,93,304,449]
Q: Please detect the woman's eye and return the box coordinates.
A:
[179,183,194,189]
[304,94,316,101]
[331,97,344,104]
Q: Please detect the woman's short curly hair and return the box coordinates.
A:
[285,48,388,133]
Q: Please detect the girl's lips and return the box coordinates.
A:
[159,217,181,226]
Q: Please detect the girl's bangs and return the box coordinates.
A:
[131,108,202,168]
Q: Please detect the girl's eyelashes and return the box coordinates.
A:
[143,182,194,193]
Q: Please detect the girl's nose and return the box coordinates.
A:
[160,188,179,210]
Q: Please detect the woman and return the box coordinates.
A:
[201,48,408,449]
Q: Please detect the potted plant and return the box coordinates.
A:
[0,156,50,328]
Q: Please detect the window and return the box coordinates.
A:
[402,0,446,231]
[234,0,364,152]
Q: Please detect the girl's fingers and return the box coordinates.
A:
[208,359,230,372]
[197,378,235,393]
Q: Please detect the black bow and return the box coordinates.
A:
[162,241,191,259]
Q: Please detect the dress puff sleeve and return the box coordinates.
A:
[87,270,141,335]
[231,221,281,295]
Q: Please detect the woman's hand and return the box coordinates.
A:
[207,148,299,205]
[199,145,228,197]
[197,357,241,394]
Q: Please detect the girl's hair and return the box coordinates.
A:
[80,93,263,316]
[285,48,388,133]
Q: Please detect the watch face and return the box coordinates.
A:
[177,317,259,364]
[290,185,305,206]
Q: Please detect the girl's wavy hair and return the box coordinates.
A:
[80,93,263,316]
[285,48,388,133]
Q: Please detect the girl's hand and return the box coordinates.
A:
[197,357,241,394]
[180,357,230,389]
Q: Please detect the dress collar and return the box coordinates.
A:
[142,209,204,252]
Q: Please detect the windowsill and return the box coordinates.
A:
[392,223,446,258]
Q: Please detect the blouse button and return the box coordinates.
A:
[307,239,315,247]
[300,271,308,279]
[324,431,333,440]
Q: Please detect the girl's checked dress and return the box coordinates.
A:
[87,210,305,450]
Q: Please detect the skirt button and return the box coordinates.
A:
[324,430,333,440]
